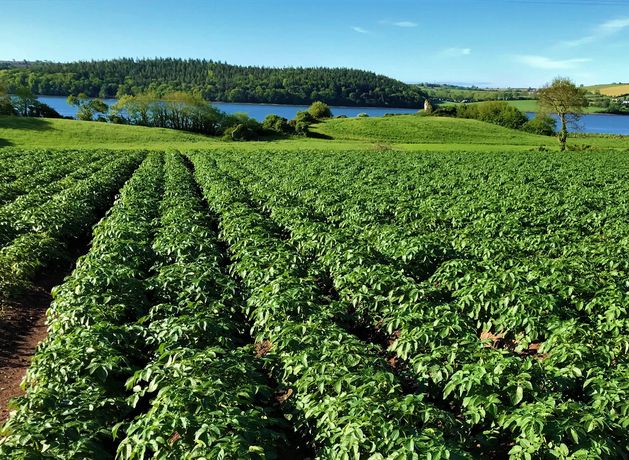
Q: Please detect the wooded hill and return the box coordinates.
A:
[0,58,425,108]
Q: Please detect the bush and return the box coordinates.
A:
[336,115,348,119]
[28,101,62,118]
[294,121,310,136]
[0,96,16,115]
[357,113,369,118]
[262,114,294,135]
[308,101,332,119]
[457,101,527,129]
[295,110,317,124]
[224,123,258,141]
[522,115,556,136]
[431,106,458,117]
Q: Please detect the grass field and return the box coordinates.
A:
[586,83,629,97]
[2,115,627,153]
[311,114,629,150]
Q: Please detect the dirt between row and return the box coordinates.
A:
[0,274,62,423]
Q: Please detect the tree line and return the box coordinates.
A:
[0,58,426,108]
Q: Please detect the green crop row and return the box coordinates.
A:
[0,152,164,458]
[211,149,629,459]
[0,150,103,207]
[190,152,473,459]
[115,152,288,459]
[0,151,144,299]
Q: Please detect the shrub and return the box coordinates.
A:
[522,115,556,136]
[308,101,332,119]
[0,96,16,115]
[431,106,457,117]
[457,101,527,129]
[357,113,369,118]
[262,114,294,135]
[294,121,310,136]
[224,123,258,141]
[295,110,317,124]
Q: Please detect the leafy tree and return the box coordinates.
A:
[294,110,317,124]
[68,94,109,121]
[112,90,261,138]
[537,77,588,151]
[457,101,527,129]
[13,86,36,117]
[89,98,109,120]
[308,101,332,119]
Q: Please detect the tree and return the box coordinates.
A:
[13,86,36,116]
[308,101,332,119]
[0,81,15,115]
[67,93,108,121]
[537,77,588,151]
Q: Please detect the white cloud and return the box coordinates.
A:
[515,55,591,70]
[598,17,629,33]
[393,21,417,28]
[559,17,629,48]
[560,36,596,47]
[351,26,368,34]
[441,47,472,57]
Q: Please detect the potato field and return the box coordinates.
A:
[0,149,628,459]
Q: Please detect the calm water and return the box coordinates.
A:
[37,96,629,135]
[37,96,419,121]
[525,112,629,136]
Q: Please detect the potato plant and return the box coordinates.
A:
[1,147,627,459]
[211,149,629,458]
[0,150,144,299]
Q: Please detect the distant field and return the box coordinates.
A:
[443,99,606,114]
[587,83,629,96]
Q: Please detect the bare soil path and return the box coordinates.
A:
[0,272,63,423]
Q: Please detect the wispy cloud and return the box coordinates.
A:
[392,21,417,28]
[379,20,418,28]
[351,26,369,34]
[514,55,591,70]
[599,17,629,33]
[441,47,472,57]
[559,17,629,48]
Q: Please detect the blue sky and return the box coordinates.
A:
[1,0,628,87]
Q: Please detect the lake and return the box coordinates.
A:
[37,95,419,121]
[525,112,629,136]
[38,96,629,135]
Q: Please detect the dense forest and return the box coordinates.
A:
[0,58,426,107]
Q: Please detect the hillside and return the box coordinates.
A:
[0,58,425,108]
[587,83,629,97]
[312,115,549,145]
[2,114,627,152]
